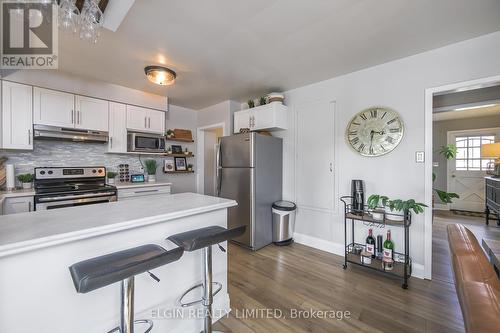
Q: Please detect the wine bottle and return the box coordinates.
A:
[383,229,394,260]
[366,228,376,258]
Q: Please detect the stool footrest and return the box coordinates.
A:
[179,282,222,308]
[106,319,154,333]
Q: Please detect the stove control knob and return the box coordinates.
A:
[98,169,103,173]
[92,169,97,174]
[40,171,46,175]
[48,170,53,175]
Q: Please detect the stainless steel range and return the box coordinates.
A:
[34,167,117,211]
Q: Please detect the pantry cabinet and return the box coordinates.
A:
[108,102,127,153]
[126,105,165,134]
[1,81,33,150]
[233,103,288,133]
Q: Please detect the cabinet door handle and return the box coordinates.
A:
[78,110,81,125]
[71,110,74,124]
[28,129,31,144]
[148,117,151,128]
[330,162,333,172]
[110,137,113,149]
[28,201,32,212]
[145,117,147,128]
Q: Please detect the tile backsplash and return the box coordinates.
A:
[1,141,166,184]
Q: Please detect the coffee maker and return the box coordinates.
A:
[351,180,365,215]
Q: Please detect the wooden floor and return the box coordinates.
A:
[214,210,500,332]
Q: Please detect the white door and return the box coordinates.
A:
[34,87,75,128]
[448,129,500,212]
[126,105,149,132]
[108,102,127,153]
[296,101,335,213]
[1,81,33,150]
[233,110,250,133]
[147,109,165,134]
[75,95,109,131]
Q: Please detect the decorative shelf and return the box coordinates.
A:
[164,170,194,174]
[165,153,195,158]
[166,138,194,143]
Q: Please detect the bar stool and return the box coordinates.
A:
[167,225,246,333]
[69,244,183,333]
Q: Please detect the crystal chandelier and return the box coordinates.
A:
[58,0,104,43]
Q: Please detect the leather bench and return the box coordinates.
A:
[447,224,500,333]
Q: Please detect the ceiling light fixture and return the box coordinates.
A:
[144,66,177,86]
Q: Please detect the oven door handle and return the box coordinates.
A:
[37,191,117,202]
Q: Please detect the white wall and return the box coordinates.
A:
[282,31,500,278]
[197,100,240,134]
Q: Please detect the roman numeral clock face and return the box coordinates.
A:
[346,107,404,157]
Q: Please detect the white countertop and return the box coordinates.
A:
[0,188,35,198]
[0,192,236,258]
[113,181,173,189]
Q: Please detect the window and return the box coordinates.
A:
[455,135,495,171]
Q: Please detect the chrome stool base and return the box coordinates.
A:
[107,319,153,333]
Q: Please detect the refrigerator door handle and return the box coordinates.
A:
[216,143,222,196]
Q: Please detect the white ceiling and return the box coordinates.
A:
[433,104,500,121]
[56,0,500,109]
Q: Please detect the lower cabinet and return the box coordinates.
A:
[3,196,34,215]
[117,185,171,201]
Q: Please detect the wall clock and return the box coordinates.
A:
[346,107,404,157]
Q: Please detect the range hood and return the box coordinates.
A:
[33,125,109,143]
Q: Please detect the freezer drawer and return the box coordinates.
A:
[219,167,253,247]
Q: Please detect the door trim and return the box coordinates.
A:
[425,74,500,280]
[196,122,227,194]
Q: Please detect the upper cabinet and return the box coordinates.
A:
[75,96,109,131]
[126,105,165,134]
[34,87,74,128]
[108,102,127,153]
[34,88,109,132]
[1,81,33,150]
[233,103,288,134]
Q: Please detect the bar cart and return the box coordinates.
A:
[340,196,412,289]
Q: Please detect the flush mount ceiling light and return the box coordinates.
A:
[144,66,177,86]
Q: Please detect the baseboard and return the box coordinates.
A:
[433,204,449,211]
[293,232,344,256]
[294,232,426,280]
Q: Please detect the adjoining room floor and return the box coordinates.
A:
[215,211,487,333]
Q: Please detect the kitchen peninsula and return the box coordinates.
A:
[0,193,236,333]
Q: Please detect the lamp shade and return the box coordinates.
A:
[481,142,500,158]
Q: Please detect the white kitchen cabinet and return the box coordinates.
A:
[117,184,171,200]
[34,87,75,128]
[108,102,127,153]
[3,196,34,215]
[1,81,33,150]
[233,103,288,133]
[126,105,165,134]
[75,95,109,132]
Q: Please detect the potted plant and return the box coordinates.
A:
[187,164,193,172]
[166,146,173,154]
[247,99,255,108]
[144,159,158,182]
[433,144,460,204]
[107,171,117,184]
[367,194,427,221]
[17,173,34,189]
[259,96,267,106]
[166,129,175,139]
[184,148,190,155]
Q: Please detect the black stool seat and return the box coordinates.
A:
[69,244,183,293]
[167,225,246,252]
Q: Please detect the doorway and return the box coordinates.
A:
[196,123,226,196]
[426,75,500,279]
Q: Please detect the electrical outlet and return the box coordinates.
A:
[415,151,425,163]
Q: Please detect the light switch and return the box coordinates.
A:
[415,151,425,163]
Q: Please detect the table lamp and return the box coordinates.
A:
[481,142,500,177]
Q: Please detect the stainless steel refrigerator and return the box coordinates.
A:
[217,132,283,250]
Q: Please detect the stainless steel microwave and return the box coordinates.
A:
[127,132,166,152]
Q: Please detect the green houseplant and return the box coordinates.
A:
[367,194,427,221]
[433,144,460,204]
[247,99,255,108]
[107,171,117,184]
[259,96,267,106]
[144,160,157,182]
[187,164,193,172]
[17,173,34,189]
[166,129,175,139]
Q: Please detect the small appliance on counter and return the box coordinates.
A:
[351,179,365,215]
[130,174,145,183]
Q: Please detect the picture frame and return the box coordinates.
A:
[174,157,187,171]
[171,145,183,154]
[164,157,175,172]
